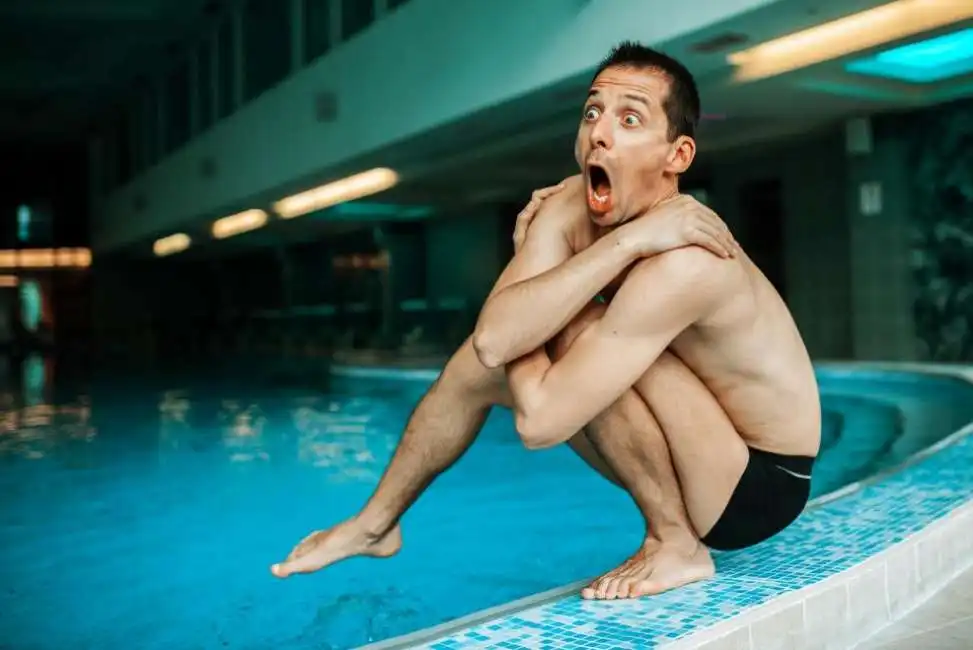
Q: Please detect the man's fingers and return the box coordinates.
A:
[532,181,565,201]
[693,226,733,258]
[512,181,566,251]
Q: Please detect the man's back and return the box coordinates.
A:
[549,176,821,457]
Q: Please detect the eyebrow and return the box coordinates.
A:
[586,90,652,108]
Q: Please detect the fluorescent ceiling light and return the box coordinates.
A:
[273,168,399,219]
[0,248,93,268]
[212,208,269,239]
[153,233,191,257]
[846,27,973,82]
[727,0,973,82]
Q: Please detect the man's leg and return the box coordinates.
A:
[551,307,749,599]
[272,337,507,577]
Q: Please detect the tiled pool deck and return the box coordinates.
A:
[335,362,973,650]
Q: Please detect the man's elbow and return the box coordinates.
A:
[514,410,563,450]
[471,328,506,369]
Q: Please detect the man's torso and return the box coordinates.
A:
[558,179,821,457]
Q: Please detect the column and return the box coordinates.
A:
[232,7,245,109]
[189,48,201,136]
[290,0,305,71]
[843,116,917,361]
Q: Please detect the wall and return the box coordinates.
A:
[844,120,917,361]
[93,0,782,253]
[890,97,973,362]
[692,128,855,360]
[425,212,506,311]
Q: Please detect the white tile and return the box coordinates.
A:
[916,531,945,596]
[804,583,851,650]
[750,602,805,650]
[884,543,918,619]
[696,626,753,650]
[847,561,890,641]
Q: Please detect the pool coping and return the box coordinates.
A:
[340,361,973,650]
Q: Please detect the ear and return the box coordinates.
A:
[666,136,696,174]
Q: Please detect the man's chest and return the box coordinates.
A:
[568,222,634,303]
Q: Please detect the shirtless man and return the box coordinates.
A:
[271,42,821,600]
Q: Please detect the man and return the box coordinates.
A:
[271,42,820,600]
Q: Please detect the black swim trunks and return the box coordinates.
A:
[700,447,814,551]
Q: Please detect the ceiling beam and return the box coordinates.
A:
[0,0,162,21]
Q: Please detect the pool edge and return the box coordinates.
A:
[345,362,973,650]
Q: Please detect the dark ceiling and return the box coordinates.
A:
[0,0,226,144]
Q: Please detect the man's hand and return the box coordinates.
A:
[512,181,566,252]
[619,195,739,259]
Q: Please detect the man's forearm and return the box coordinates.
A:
[473,231,636,368]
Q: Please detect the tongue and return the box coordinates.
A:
[587,183,613,214]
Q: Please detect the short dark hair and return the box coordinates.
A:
[593,41,700,142]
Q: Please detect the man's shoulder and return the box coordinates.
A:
[618,247,741,316]
[629,246,729,285]
[534,176,586,225]
[531,175,590,247]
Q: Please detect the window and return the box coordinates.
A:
[243,0,291,101]
[141,87,160,167]
[197,41,214,132]
[16,206,30,243]
[115,108,133,184]
[216,19,236,118]
[340,0,374,41]
[164,63,191,153]
[304,0,331,63]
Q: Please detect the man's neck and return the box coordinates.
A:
[612,179,680,231]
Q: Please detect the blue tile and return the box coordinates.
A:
[413,434,973,649]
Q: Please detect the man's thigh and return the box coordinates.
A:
[549,304,749,536]
[632,351,749,538]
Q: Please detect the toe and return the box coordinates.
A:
[604,578,624,600]
[616,577,637,599]
[629,580,659,598]
[595,577,613,599]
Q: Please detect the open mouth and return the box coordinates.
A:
[586,164,613,213]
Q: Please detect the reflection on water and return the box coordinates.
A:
[153,386,398,480]
[0,354,95,462]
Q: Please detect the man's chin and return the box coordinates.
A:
[588,206,622,226]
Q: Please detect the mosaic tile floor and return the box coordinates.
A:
[411,428,973,649]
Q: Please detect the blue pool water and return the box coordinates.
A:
[1,364,973,649]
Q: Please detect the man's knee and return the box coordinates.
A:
[550,303,608,360]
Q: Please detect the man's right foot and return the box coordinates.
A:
[270,519,402,578]
[581,536,714,599]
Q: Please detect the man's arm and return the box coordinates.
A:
[474,187,738,370]
[505,247,730,449]
[473,184,639,368]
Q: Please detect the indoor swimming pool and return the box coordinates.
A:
[1,365,972,649]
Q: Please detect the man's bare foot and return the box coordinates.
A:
[270,519,402,578]
[581,537,714,599]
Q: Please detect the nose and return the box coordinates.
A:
[589,116,613,150]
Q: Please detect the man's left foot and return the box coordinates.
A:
[581,538,714,599]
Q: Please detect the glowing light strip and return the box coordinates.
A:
[212,208,269,239]
[727,0,973,82]
[273,168,399,219]
[0,248,93,268]
[153,233,191,257]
